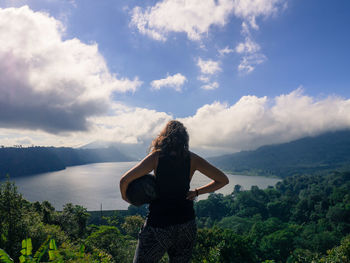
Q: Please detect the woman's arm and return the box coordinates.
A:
[119,152,157,203]
[187,152,229,200]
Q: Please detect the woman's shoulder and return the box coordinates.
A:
[189,151,210,168]
[189,151,200,167]
[142,150,160,164]
[189,151,201,161]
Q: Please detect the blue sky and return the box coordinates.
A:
[0,0,350,156]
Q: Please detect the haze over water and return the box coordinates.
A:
[8,162,281,211]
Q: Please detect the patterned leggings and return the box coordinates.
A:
[133,219,197,263]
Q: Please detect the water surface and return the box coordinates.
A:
[4,162,281,210]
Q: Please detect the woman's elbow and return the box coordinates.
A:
[120,176,128,187]
[214,177,229,186]
[222,176,229,185]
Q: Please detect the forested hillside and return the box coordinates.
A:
[209,130,350,178]
[1,171,350,262]
[0,146,133,177]
[193,171,350,262]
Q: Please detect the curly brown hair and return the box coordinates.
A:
[150,120,189,158]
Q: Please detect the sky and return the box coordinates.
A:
[0,0,350,157]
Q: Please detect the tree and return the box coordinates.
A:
[85,225,135,262]
[192,227,257,263]
[313,234,350,263]
[122,215,145,238]
[0,178,28,258]
[195,193,229,221]
[57,203,89,239]
[259,225,299,262]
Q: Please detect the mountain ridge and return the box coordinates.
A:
[208,129,350,178]
[0,146,134,178]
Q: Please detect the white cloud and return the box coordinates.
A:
[236,22,267,74]
[238,53,267,74]
[180,88,350,154]
[150,73,187,92]
[5,88,350,158]
[201,82,219,90]
[130,0,235,41]
[218,46,234,56]
[0,103,173,159]
[231,0,285,74]
[0,135,33,147]
[87,103,173,146]
[0,6,142,133]
[235,37,260,54]
[197,75,210,83]
[130,0,286,75]
[232,0,284,21]
[113,77,143,93]
[197,58,221,75]
[197,58,221,88]
[130,0,285,41]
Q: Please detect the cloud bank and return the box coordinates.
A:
[181,89,350,154]
[0,6,142,133]
[3,88,350,158]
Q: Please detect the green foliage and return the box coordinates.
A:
[216,216,255,234]
[126,204,148,217]
[259,225,300,262]
[287,248,319,263]
[192,171,350,262]
[32,238,50,262]
[19,238,33,263]
[122,215,145,238]
[48,239,58,261]
[56,203,90,239]
[102,211,122,227]
[315,234,350,263]
[85,225,134,262]
[3,170,350,262]
[192,227,257,263]
[0,249,13,263]
[26,221,67,252]
[195,193,230,221]
[0,178,28,258]
[1,237,112,263]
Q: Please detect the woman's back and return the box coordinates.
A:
[147,152,195,228]
[119,120,229,263]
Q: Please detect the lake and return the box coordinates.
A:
[5,162,281,211]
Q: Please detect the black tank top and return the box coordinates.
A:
[146,152,195,227]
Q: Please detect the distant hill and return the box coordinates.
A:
[81,140,149,160]
[0,146,134,178]
[208,130,350,178]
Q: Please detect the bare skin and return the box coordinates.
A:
[119,151,229,204]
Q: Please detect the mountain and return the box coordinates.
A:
[0,146,134,178]
[208,130,350,178]
[81,140,150,160]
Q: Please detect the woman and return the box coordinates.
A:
[120,120,229,263]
